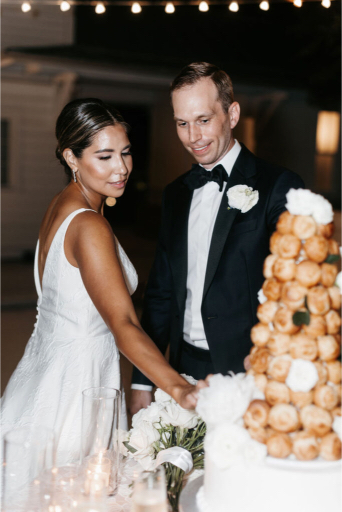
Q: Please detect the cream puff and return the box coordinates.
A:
[278,234,302,259]
[270,231,282,255]
[273,258,297,282]
[276,211,295,235]
[303,235,329,263]
[319,432,341,461]
[307,286,331,315]
[295,260,321,288]
[268,403,300,433]
[273,307,300,334]
[292,215,317,240]
[313,384,339,411]
[331,407,341,418]
[313,361,328,386]
[328,286,342,311]
[290,389,314,408]
[320,263,338,288]
[281,281,308,311]
[317,335,340,361]
[267,331,291,356]
[328,238,340,255]
[250,347,272,374]
[251,323,271,347]
[325,310,341,335]
[263,278,282,301]
[265,381,291,406]
[300,404,332,436]
[292,431,319,461]
[267,355,293,383]
[254,373,268,393]
[303,315,327,338]
[316,222,334,239]
[263,254,278,279]
[266,432,292,458]
[244,399,270,429]
[257,301,279,324]
[289,334,318,361]
[326,360,342,384]
[248,427,267,444]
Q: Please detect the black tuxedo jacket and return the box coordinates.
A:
[132,144,304,385]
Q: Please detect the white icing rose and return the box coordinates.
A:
[227,185,259,213]
[159,401,200,429]
[336,272,342,293]
[285,188,333,225]
[243,437,268,465]
[258,288,267,304]
[196,373,258,428]
[332,416,342,441]
[285,359,319,392]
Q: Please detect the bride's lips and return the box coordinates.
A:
[191,142,211,155]
[108,179,127,189]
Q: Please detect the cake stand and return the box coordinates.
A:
[179,474,204,512]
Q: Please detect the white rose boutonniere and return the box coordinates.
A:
[227,185,259,213]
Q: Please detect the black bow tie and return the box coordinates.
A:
[183,163,227,192]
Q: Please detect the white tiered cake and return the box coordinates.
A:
[196,189,341,512]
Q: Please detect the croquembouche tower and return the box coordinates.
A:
[245,188,341,461]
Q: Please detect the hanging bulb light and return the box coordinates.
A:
[199,1,209,12]
[95,2,106,14]
[165,2,175,13]
[259,1,269,10]
[60,1,71,11]
[229,2,239,12]
[293,0,302,6]
[131,2,142,13]
[21,2,31,12]
[321,0,331,7]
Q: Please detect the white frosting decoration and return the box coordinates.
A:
[285,188,334,225]
[333,416,342,441]
[336,272,342,293]
[285,359,319,392]
[258,288,267,304]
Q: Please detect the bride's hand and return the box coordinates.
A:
[172,378,211,410]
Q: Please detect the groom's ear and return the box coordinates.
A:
[228,102,240,130]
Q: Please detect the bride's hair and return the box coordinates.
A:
[55,98,129,178]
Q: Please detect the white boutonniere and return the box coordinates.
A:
[227,185,259,213]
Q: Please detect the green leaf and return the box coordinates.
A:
[123,441,137,454]
[293,310,310,326]
[325,254,340,264]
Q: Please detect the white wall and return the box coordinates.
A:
[2,4,74,49]
[1,81,67,258]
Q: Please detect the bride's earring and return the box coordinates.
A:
[105,197,116,207]
[72,169,77,183]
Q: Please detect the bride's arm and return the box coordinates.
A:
[66,211,200,409]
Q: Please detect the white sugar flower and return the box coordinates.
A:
[227,185,259,213]
[336,272,342,293]
[311,194,334,225]
[285,359,319,392]
[332,416,342,441]
[285,188,333,225]
[258,288,267,304]
[243,437,267,465]
[205,424,250,469]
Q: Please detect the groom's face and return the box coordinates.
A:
[172,77,240,169]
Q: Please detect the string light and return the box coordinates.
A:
[21,2,31,12]
[95,2,106,13]
[229,1,239,11]
[293,0,302,5]
[321,0,331,7]
[199,1,209,12]
[60,1,71,11]
[131,2,142,13]
[165,2,175,13]
[259,0,269,10]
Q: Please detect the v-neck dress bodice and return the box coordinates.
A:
[1,209,138,465]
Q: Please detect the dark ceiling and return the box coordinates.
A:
[75,1,341,110]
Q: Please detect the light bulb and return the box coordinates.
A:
[321,0,331,7]
[259,1,269,10]
[60,1,71,11]
[293,0,302,6]
[21,2,31,12]
[131,2,142,13]
[199,1,209,12]
[165,2,175,13]
[95,2,106,14]
[229,2,239,12]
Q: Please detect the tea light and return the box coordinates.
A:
[87,455,111,486]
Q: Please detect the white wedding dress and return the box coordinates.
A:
[1,208,138,466]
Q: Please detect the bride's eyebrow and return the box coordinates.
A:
[94,148,114,153]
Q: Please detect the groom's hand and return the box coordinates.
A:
[129,390,153,416]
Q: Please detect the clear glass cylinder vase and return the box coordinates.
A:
[81,387,121,496]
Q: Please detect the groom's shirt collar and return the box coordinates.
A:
[199,139,241,177]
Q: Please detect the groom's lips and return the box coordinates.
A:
[192,142,211,155]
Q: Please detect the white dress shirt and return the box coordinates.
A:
[132,141,241,391]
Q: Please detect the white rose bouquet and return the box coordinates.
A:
[123,375,206,511]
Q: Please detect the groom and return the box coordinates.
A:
[130,62,304,414]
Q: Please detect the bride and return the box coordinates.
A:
[1,98,204,465]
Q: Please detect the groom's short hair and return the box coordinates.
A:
[170,62,234,112]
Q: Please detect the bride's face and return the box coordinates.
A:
[74,124,133,199]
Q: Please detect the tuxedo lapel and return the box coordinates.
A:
[168,181,193,312]
[203,145,258,299]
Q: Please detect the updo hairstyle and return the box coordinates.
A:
[55,98,129,178]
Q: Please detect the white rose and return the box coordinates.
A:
[160,401,200,429]
[243,438,267,465]
[129,422,160,454]
[227,185,259,214]
[332,416,342,441]
[285,359,319,392]
[258,288,267,304]
[311,195,334,225]
[196,373,257,428]
[181,374,198,385]
[205,423,251,469]
[336,272,342,293]
[154,387,173,404]
[140,401,163,425]
[114,429,130,457]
